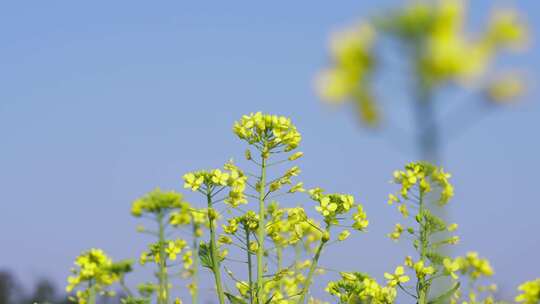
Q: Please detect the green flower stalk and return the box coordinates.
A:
[156,211,169,304]
[297,225,329,304]
[131,188,189,304]
[233,112,301,303]
[169,201,207,304]
[245,226,255,304]
[191,221,200,304]
[256,154,267,304]
[207,193,226,304]
[385,162,460,304]
[182,160,251,304]
[300,189,369,303]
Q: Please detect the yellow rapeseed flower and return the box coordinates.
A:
[384,266,410,287]
[515,278,540,304]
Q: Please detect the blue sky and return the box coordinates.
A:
[1,0,539,301]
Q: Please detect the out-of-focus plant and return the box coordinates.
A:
[316,0,530,297]
[515,279,540,304]
[66,249,132,304]
[449,252,498,304]
[316,0,528,162]
[130,189,197,304]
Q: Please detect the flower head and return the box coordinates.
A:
[131,189,185,217]
[384,266,410,287]
[391,162,454,205]
[233,112,301,154]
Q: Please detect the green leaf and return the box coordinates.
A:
[426,251,445,265]
[225,292,247,304]
[199,242,213,269]
[428,282,460,304]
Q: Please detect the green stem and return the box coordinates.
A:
[246,227,254,304]
[297,232,328,304]
[157,212,169,304]
[120,276,133,297]
[413,73,450,297]
[414,84,439,164]
[417,191,429,304]
[277,246,283,294]
[294,243,301,272]
[207,191,226,304]
[192,223,200,304]
[256,156,267,304]
[88,281,96,304]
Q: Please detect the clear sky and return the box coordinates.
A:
[1,0,539,302]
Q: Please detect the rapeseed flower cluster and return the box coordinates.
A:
[168,201,193,226]
[515,278,540,304]
[131,189,185,217]
[309,188,354,219]
[233,112,301,155]
[139,239,187,265]
[183,162,248,208]
[262,271,310,304]
[388,223,404,241]
[392,161,454,205]
[352,204,369,231]
[455,252,494,280]
[326,272,397,304]
[66,249,132,304]
[410,259,436,279]
[265,203,325,251]
[266,203,298,247]
[268,166,301,193]
[446,253,499,304]
[170,206,207,237]
[222,210,259,235]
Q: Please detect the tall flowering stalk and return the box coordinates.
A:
[183,165,247,304]
[385,162,459,303]
[297,189,369,303]
[131,189,190,304]
[169,201,208,304]
[233,112,301,304]
[181,112,370,304]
